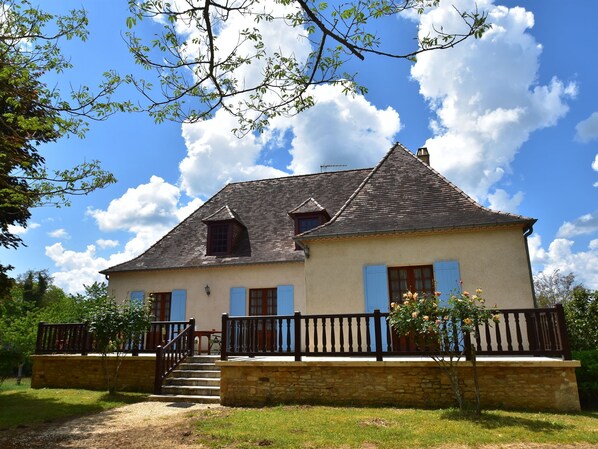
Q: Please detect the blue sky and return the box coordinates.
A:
[3,0,598,292]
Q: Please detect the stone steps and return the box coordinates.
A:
[148,355,221,404]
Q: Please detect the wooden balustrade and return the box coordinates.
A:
[221,305,572,361]
[154,318,195,394]
[35,320,192,355]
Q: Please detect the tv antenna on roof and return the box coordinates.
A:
[320,164,347,173]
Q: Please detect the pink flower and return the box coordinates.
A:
[463,291,470,297]
[423,315,429,321]
[434,291,442,297]
[435,319,442,326]
[412,311,419,318]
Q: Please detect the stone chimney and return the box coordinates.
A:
[416,147,430,165]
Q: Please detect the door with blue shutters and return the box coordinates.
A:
[249,288,277,350]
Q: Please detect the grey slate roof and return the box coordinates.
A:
[101,168,371,273]
[298,143,535,240]
[288,198,327,215]
[102,142,535,274]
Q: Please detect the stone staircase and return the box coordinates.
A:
[148,355,220,403]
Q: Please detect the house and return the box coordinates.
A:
[101,142,537,330]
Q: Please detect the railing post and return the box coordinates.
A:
[555,304,572,360]
[154,345,163,394]
[35,322,45,355]
[294,311,302,362]
[82,321,90,356]
[189,318,196,356]
[464,330,472,361]
[373,309,383,362]
[221,313,229,361]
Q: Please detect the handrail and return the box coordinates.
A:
[221,306,572,361]
[154,318,195,395]
[35,320,192,355]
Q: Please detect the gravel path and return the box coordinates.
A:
[0,401,219,449]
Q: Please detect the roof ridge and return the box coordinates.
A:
[298,143,399,238]
[401,143,534,222]
[226,167,372,186]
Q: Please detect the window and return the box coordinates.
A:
[249,288,277,315]
[297,216,322,234]
[388,265,434,303]
[207,223,231,256]
[150,292,171,321]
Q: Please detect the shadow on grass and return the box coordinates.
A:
[440,409,573,433]
[0,390,146,429]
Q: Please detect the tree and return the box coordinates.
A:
[0,0,127,276]
[564,287,598,352]
[124,0,490,134]
[533,269,576,307]
[87,294,153,393]
[387,288,499,416]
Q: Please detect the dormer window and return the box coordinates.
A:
[207,222,232,255]
[288,198,330,249]
[203,206,245,256]
[296,214,326,235]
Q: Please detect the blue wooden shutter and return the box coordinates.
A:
[433,260,461,307]
[229,287,246,316]
[170,289,187,322]
[130,291,144,303]
[433,260,462,350]
[363,265,389,351]
[277,285,294,352]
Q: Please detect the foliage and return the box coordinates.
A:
[0,277,105,383]
[124,0,490,134]
[564,287,598,352]
[533,269,576,307]
[0,378,146,429]
[0,0,124,275]
[387,288,499,415]
[572,350,598,410]
[87,295,153,393]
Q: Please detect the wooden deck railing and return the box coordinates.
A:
[35,320,193,355]
[154,318,195,394]
[221,305,572,361]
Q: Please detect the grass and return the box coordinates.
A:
[0,378,147,429]
[194,406,598,448]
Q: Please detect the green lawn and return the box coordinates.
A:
[194,406,598,449]
[0,378,147,429]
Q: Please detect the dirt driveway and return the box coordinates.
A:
[0,401,216,449]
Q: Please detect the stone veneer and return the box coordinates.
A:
[31,355,156,393]
[217,359,581,412]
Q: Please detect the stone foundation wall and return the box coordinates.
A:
[31,355,156,393]
[218,359,581,412]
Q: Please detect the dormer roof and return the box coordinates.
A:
[288,198,328,216]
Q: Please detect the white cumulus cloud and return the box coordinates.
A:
[48,228,70,239]
[487,189,524,213]
[96,239,119,249]
[530,235,598,290]
[48,177,203,293]
[557,212,598,238]
[7,222,40,236]
[411,0,575,203]
[576,112,598,143]
[592,154,598,172]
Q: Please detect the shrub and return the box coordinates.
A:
[573,350,598,410]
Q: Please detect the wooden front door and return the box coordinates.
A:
[249,288,277,351]
[148,292,171,348]
[388,266,435,352]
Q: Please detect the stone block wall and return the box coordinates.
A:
[218,359,581,412]
[31,355,156,393]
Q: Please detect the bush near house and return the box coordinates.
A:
[573,350,598,410]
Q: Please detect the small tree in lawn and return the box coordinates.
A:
[387,288,499,416]
[88,296,152,394]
